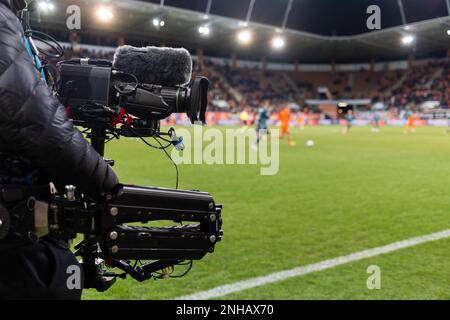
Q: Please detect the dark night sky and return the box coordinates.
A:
[143,0,449,36]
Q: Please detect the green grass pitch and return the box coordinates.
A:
[82,125,450,300]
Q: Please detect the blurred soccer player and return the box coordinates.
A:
[403,110,416,135]
[297,111,305,130]
[372,110,380,133]
[342,110,354,135]
[252,100,270,149]
[279,106,295,146]
[445,113,450,135]
[239,108,250,132]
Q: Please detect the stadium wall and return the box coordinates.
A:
[161,112,450,127]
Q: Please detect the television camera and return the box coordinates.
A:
[0,39,223,291]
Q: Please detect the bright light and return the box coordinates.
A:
[198,25,211,36]
[338,102,348,107]
[153,18,165,27]
[237,30,252,44]
[271,36,286,49]
[447,29,450,36]
[38,1,55,12]
[401,35,415,45]
[96,6,114,23]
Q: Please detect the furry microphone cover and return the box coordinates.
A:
[112,45,193,87]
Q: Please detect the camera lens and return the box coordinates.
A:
[159,77,210,123]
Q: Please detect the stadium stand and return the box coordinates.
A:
[55,45,449,118]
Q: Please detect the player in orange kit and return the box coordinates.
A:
[297,112,305,130]
[403,110,416,135]
[279,106,295,146]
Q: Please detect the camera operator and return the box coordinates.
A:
[0,0,119,300]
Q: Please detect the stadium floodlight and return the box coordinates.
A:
[152,18,165,28]
[271,35,286,49]
[47,2,55,11]
[38,1,55,12]
[198,25,211,36]
[96,6,114,23]
[237,29,253,45]
[401,35,415,45]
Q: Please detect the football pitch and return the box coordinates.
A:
[83,125,450,300]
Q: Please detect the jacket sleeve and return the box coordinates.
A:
[0,7,119,200]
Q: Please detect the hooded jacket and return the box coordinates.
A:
[0,0,119,200]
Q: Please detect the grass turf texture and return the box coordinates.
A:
[82,125,450,300]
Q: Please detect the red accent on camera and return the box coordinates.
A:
[65,106,72,119]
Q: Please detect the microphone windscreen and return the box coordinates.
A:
[113,45,192,86]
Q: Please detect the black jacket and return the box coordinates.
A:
[0,1,119,200]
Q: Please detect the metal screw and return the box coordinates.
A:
[109,231,118,240]
[210,214,216,222]
[208,202,214,209]
[110,207,119,216]
[209,235,216,243]
[111,245,119,254]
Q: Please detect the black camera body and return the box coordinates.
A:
[58,59,209,135]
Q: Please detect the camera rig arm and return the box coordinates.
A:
[44,184,223,289]
[102,185,222,260]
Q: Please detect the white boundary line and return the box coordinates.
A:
[175,229,450,300]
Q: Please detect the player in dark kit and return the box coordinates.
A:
[342,110,354,135]
[252,100,270,149]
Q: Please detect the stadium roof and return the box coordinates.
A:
[31,0,450,63]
